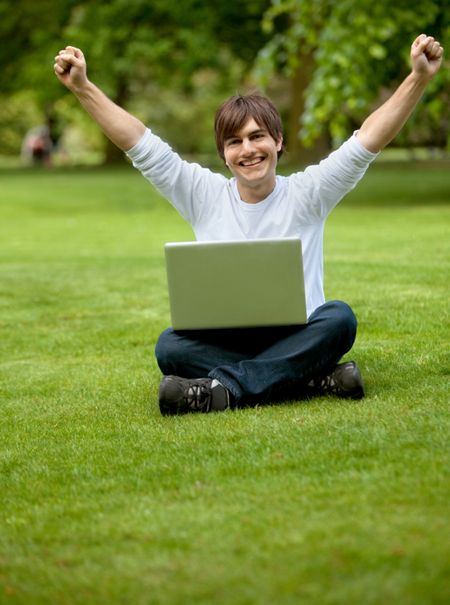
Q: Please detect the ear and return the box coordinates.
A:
[276,137,283,152]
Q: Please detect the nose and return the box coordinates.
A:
[241,137,255,156]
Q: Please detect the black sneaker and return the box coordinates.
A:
[159,376,232,415]
[310,361,365,400]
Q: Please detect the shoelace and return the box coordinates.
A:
[315,373,338,394]
[185,381,212,412]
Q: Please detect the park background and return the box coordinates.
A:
[1,1,449,604]
[1,0,450,165]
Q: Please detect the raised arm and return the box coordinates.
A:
[357,34,444,153]
[54,46,146,151]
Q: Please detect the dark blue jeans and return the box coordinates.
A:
[155,300,357,406]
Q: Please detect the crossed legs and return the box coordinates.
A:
[155,300,357,407]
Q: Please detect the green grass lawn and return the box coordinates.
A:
[1,161,449,604]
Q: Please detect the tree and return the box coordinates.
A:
[1,0,272,161]
[254,0,450,158]
[62,0,273,161]
[0,0,78,152]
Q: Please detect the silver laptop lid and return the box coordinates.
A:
[164,238,307,330]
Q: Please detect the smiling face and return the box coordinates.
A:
[223,118,283,203]
[214,94,285,203]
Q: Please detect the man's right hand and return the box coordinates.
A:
[53,44,145,151]
[54,46,88,93]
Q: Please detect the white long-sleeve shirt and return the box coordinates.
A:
[127,129,378,317]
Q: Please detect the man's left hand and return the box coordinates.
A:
[411,34,444,80]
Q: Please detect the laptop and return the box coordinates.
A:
[164,238,307,330]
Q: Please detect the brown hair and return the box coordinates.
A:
[214,94,285,161]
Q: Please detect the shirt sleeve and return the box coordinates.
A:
[290,132,379,222]
[126,128,227,226]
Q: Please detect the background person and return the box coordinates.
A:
[21,125,53,166]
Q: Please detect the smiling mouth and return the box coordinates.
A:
[239,157,265,167]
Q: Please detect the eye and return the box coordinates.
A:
[226,138,240,147]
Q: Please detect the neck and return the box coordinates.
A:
[237,177,277,204]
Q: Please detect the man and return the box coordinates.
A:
[54,34,444,415]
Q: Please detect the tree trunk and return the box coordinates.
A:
[103,78,129,164]
[104,137,127,164]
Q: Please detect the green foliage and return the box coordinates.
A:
[0,0,76,101]
[0,93,42,154]
[59,0,271,155]
[0,0,271,157]
[130,75,229,156]
[62,0,270,113]
[255,0,450,147]
[65,0,223,97]
[1,164,449,603]
[0,0,80,156]
[2,0,449,158]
